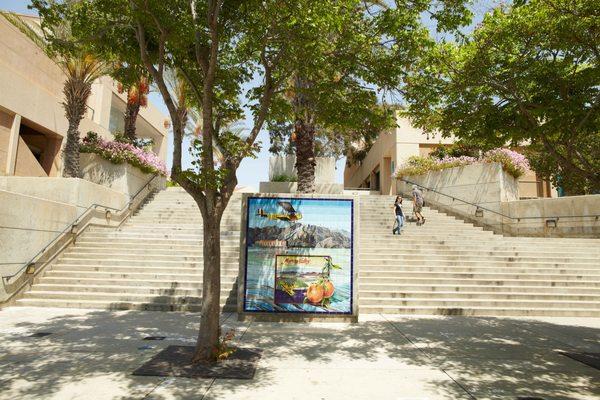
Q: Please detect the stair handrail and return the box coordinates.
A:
[398,177,600,221]
[1,173,161,285]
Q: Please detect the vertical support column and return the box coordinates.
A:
[5,114,21,176]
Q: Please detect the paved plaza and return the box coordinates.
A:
[0,307,599,400]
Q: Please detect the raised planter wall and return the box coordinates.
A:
[268,155,336,184]
[259,181,344,194]
[396,162,600,237]
[80,153,165,197]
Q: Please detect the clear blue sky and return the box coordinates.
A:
[2,0,500,188]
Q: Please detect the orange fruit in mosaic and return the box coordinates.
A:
[322,280,335,298]
[306,283,324,304]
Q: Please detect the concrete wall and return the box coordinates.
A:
[268,155,336,184]
[502,196,600,238]
[80,153,165,197]
[259,181,344,194]
[396,163,599,238]
[397,162,519,213]
[0,190,79,284]
[0,177,128,212]
[0,174,160,301]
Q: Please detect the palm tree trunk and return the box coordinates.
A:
[124,100,141,142]
[295,117,316,193]
[293,76,316,193]
[62,77,91,178]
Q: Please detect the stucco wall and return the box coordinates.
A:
[502,196,600,238]
[81,153,165,197]
[268,156,336,184]
[397,163,519,213]
[0,190,79,285]
[396,163,599,238]
[0,177,128,212]
[259,181,344,194]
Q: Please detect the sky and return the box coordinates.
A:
[2,0,502,189]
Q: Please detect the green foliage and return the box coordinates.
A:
[404,0,600,194]
[430,143,481,160]
[271,174,297,182]
[265,0,473,163]
[395,156,439,178]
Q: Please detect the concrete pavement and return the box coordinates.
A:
[0,307,599,400]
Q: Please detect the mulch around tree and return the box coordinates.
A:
[559,352,600,371]
[132,345,261,379]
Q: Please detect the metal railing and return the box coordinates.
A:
[398,177,600,222]
[1,174,161,285]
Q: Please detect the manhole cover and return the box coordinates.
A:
[559,352,600,371]
[29,332,53,338]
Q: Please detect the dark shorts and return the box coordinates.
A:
[414,203,423,213]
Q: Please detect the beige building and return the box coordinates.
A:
[344,115,553,199]
[0,14,169,178]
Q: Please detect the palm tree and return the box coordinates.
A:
[1,12,110,177]
[118,76,150,142]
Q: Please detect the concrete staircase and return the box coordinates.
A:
[15,187,241,312]
[358,195,600,316]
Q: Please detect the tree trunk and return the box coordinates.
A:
[293,76,316,193]
[295,118,316,193]
[192,211,223,363]
[124,100,141,142]
[62,77,91,178]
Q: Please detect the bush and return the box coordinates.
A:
[395,148,529,179]
[482,148,530,179]
[271,173,297,182]
[80,132,167,176]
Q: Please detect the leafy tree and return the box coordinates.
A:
[267,1,473,193]
[404,0,600,194]
[34,0,334,363]
[1,11,110,178]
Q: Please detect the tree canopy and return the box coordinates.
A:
[404,0,600,194]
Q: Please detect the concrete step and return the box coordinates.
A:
[359,266,600,275]
[359,272,600,281]
[359,253,600,263]
[56,257,239,266]
[61,251,240,260]
[44,270,239,283]
[359,297,600,309]
[37,277,216,288]
[14,298,236,312]
[358,259,599,267]
[359,278,600,288]
[24,290,236,305]
[51,265,240,275]
[358,283,600,294]
[358,305,600,317]
[71,243,239,251]
[357,290,600,301]
[30,284,235,296]
[359,248,600,258]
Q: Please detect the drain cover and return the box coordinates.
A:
[29,332,53,338]
[559,352,600,371]
[143,336,166,341]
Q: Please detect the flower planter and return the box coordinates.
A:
[80,153,165,197]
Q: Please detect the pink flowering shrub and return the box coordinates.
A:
[395,148,529,179]
[80,132,167,176]
[482,148,530,179]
